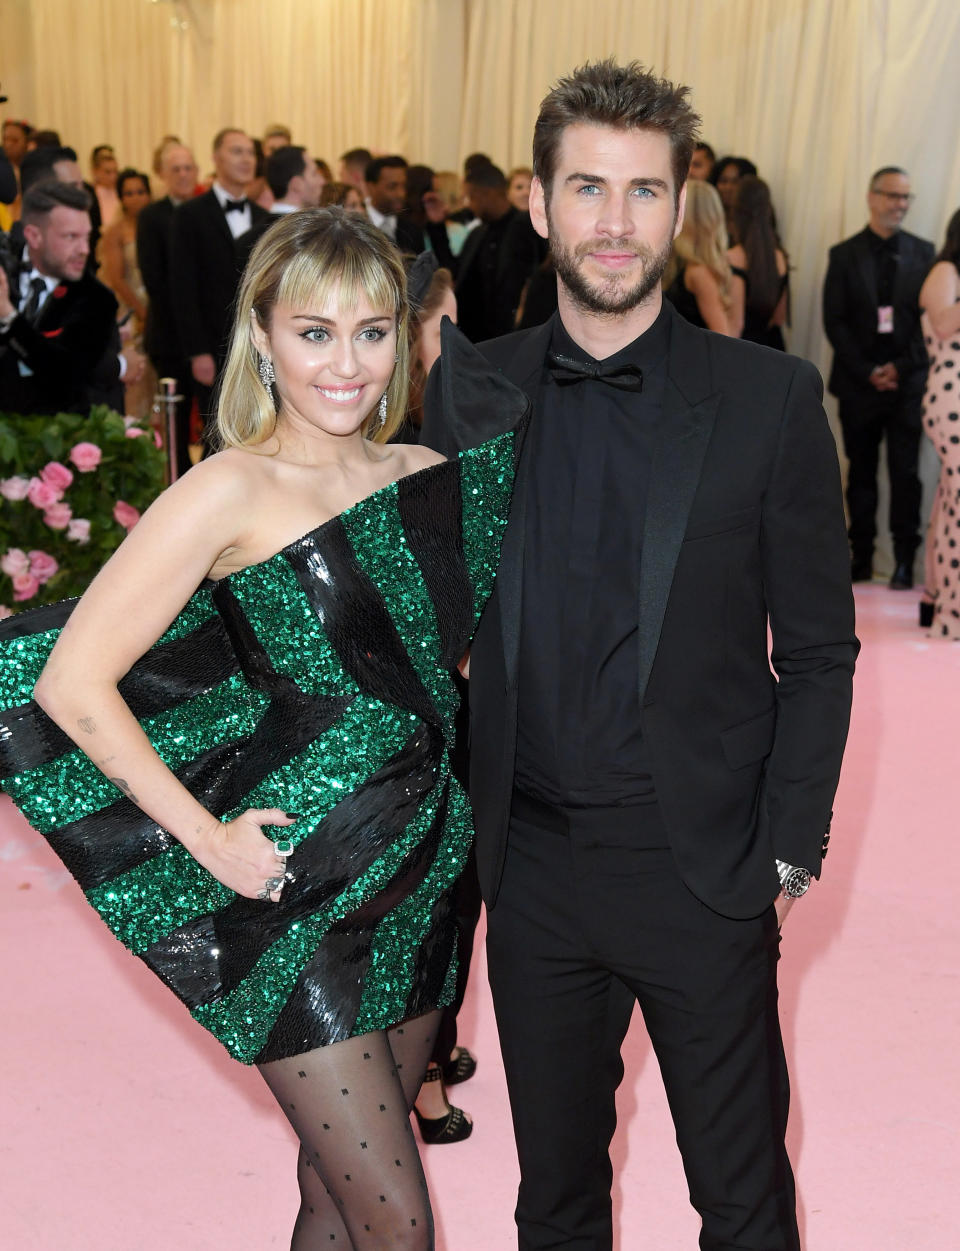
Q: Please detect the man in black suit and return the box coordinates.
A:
[422,60,857,1251]
[236,144,325,266]
[169,128,269,450]
[823,167,934,586]
[363,155,425,254]
[453,161,543,341]
[137,141,199,475]
[0,181,124,414]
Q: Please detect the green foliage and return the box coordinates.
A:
[0,406,166,613]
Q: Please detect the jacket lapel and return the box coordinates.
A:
[854,228,879,308]
[637,309,720,705]
[496,318,553,685]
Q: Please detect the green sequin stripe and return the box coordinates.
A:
[87,698,420,957]
[154,585,217,644]
[4,673,268,836]
[194,782,447,1062]
[353,775,474,1035]
[458,430,516,621]
[0,626,62,707]
[341,490,451,708]
[226,555,357,695]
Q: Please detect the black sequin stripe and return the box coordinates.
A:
[210,578,307,696]
[401,880,460,1024]
[254,775,452,1062]
[143,721,445,1011]
[0,616,239,775]
[397,460,474,670]
[286,519,441,726]
[48,690,352,892]
[0,597,77,639]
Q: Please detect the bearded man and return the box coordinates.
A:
[422,60,858,1251]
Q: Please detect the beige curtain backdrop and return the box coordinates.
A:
[5,0,960,364]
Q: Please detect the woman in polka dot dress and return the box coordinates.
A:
[919,209,960,639]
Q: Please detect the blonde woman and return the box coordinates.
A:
[665,179,744,336]
[0,208,525,1248]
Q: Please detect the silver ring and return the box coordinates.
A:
[256,889,270,900]
[265,876,285,891]
[273,839,295,859]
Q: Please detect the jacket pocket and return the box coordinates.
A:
[683,505,760,542]
[720,706,776,770]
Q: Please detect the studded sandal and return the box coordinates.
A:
[413,1066,473,1144]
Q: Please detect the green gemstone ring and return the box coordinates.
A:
[273,839,295,858]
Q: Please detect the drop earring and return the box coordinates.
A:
[258,355,275,388]
[376,392,388,430]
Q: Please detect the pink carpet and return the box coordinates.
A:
[1,583,957,1249]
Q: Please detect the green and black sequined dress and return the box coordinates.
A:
[0,432,516,1064]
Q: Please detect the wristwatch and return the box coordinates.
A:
[775,858,812,899]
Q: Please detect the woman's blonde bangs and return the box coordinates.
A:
[216,208,411,449]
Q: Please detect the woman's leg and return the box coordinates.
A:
[259,1010,440,1250]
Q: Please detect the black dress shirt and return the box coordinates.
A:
[514,304,672,806]
[867,227,901,361]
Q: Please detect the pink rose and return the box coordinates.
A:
[66,518,91,544]
[125,426,146,438]
[28,551,59,583]
[153,430,163,448]
[12,573,40,602]
[0,476,31,501]
[27,477,62,510]
[40,461,74,491]
[69,442,102,472]
[0,605,12,620]
[1,548,30,578]
[43,502,73,530]
[113,500,140,531]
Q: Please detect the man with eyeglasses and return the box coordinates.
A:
[824,166,934,587]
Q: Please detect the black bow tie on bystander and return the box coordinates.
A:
[546,351,644,393]
[223,197,248,214]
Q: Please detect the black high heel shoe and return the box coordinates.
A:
[919,599,935,628]
[414,1066,473,1144]
[441,1045,477,1086]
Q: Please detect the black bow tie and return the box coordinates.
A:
[547,351,644,393]
[223,197,248,214]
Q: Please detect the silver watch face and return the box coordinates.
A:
[782,867,811,898]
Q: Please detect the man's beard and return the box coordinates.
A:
[547,207,675,316]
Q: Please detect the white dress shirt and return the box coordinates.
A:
[212,181,253,239]
[365,199,397,242]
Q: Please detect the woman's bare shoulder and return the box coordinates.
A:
[390,443,446,475]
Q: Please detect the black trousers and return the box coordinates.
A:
[486,793,799,1251]
[837,387,923,563]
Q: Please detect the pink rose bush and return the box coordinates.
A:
[12,572,41,601]
[40,461,74,491]
[66,518,91,544]
[27,476,62,509]
[1,548,31,578]
[0,476,31,501]
[43,501,73,529]
[28,551,59,583]
[113,500,140,531]
[1,408,164,613]
[68,442,102,472]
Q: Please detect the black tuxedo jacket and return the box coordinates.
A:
[421,303,858,919]
[168,191,269,363]
[823,226,934,400]
[137,196,181,363]
[454,208,543,342]
[0,269,119,414]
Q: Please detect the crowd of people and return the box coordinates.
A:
[0,55,953,1250]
